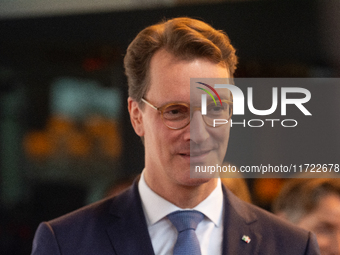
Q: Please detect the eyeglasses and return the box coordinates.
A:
[141,98,233,130]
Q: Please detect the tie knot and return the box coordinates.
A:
[167,210,204,232]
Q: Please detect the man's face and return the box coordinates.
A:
[297,194,340,255]
[129,49,231,190]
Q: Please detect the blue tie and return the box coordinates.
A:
[167,210,204,255]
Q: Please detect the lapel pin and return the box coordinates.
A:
[242,235,251,244]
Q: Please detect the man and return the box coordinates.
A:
[273,178,340,255]
[31,17,320,254]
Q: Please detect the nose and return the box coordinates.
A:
[189,111,209,144]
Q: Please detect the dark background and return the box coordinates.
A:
[1,0,339,253]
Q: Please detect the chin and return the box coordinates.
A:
[172,165,216,187]
[190,164,220,179]
[180,176,213,187]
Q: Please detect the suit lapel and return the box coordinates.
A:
[222,187,262,255]
[105,180,263,254]
[106,181,155,255]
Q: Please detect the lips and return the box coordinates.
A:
[178,149,212,164]
[178,150,210,156]
[190,150,211,157]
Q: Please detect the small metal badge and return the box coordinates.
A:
[242,235,251,243]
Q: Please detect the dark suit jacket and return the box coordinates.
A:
[31,181,320,254]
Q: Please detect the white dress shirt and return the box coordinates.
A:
[138,172,224,255]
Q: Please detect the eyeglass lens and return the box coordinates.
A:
[161,102,231,129]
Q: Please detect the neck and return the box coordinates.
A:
[144,170,218,208]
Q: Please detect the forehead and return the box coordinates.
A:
[146,49,229,104]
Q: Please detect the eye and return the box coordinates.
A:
[211,105,223,112]
[207,103,227,114]
[163,105,189,120]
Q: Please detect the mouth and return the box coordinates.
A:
[178,150,211,163]
[190,150,211,157]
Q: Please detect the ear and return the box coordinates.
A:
[128,97,145,137]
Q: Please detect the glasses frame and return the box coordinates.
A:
[141,98,233,130]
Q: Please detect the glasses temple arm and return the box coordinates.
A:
[141,98,158,110]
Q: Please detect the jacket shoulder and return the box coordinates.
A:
[32,184,142,255]
[224,187,320,254]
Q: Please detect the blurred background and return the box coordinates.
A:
[1,0,340,253]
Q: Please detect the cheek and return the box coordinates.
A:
[145,122,175,149]
[212,126,230,145]
[143,113,164,138]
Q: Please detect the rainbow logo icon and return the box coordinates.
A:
[196,82,223,106]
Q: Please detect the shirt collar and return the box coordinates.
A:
[138,171,223,227]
